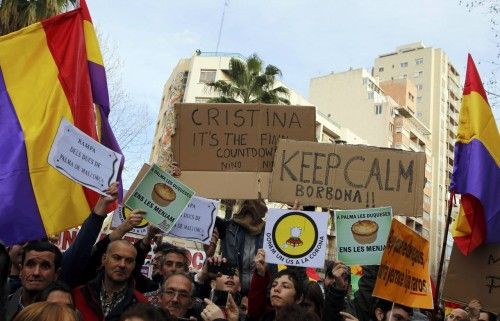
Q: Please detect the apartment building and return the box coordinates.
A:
[309,68,434,266]
[373,42,461,276]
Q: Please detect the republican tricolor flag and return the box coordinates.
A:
[0,1,122,245]
[450,54,500,255]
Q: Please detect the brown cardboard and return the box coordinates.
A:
[269,139,426,216]
[123,163,151,203]
[172,103,316,172]
[443,244,500,313]
[177,171,270,199]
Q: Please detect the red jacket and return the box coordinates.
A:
[73,274,147,321]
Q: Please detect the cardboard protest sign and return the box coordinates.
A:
[172,103,316,172]
[443,243,500,313]
[264,209,328,268]
[172,103,315,199]
[335,207,392,265]
[124,164,194,234]
[269,139,426,216]
[372,219,433,309]
[168,196,219,244]
[48,118,123,195]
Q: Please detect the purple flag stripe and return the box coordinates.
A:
[97,106,124,201]
[0,68,46,245]
[451,139,500,243]
[88,61,110,116]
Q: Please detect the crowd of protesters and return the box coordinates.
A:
[0,180,498,321]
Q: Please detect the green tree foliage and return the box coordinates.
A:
[0,0,75,36]
[206,53,290,105]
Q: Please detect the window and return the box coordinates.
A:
[389,123,394,132]
[418,71,423,77]
[416,84,423,91]
[408,93,414,102]
[416,58,423,65]
[378,67,384,72]
[368,92,374,99]
[375,104,382,114]
[400,62,408,67]
[401,74,407,79]
[199,69,216,83]
[417,96,423,103]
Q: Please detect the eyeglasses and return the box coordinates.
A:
[163,289,191,300]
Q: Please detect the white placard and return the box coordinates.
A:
[168,196,219,245]
[48,118,122,195]
[264,209,328,268]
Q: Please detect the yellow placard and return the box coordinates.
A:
[372,219,433,309]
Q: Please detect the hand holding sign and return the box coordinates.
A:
[332,262,349,290]
[94,182,119,216]
[255,249,267,276]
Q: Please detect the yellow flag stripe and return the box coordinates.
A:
[0,22,91,234]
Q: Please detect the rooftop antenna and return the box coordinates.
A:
[215,0,229,55]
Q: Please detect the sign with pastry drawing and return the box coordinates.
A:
[334,207,392,265]
[125,164,195,234]
[264,209,328,268]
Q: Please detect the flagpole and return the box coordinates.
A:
[433,191,455,319]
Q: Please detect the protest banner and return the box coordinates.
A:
[264,209,328,268]
[269,139,426,216]
[168,196,219,245]
[372,219,433,309]
[335,207,392,265]
[48,118,123,196]
[443,243,500,313]
[124,164,194,234]
[172,103,316,199]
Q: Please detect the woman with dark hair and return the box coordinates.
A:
[248,249,306,321]
[302,280,325,320]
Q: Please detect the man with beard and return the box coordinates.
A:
[5,240,62,321]
[72,240,147,321]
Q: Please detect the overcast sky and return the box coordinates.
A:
[86,0,499,185]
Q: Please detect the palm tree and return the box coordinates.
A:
[0,0,75,36]
[206,53,290,105]
[206,53,290,219]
